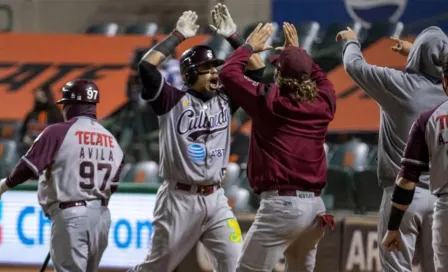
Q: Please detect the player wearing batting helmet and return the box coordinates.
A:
[337,26,448,271]
[128,6,266,272]
[219,22,336,271]
[382,55,448,272]
[0,79,125,272]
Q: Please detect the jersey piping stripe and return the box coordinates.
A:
[148,73,165,102]
[401,158,429,166]
[22,156,39,176]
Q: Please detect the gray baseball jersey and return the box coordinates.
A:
[400,100,448,271]
[22,117,124,212]
[343,26,448,272]
[130,65,243,272]
[149,78,233,185]
[400,100,448,195]
[20,116,124,271]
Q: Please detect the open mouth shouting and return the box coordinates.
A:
[209,77,219,90]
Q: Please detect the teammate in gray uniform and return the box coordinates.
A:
[0,79,125,272]
[129,9,265,272]
[382,55,448,272]
[336,26,448,271]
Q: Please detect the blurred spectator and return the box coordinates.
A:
[19,87,63,154]
[159,58,184,90]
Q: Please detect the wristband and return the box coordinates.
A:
[226,32,245,49]
[391,184,415,205]
[387,205,405,231]
[152,30,185,57]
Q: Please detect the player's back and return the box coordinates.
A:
[419,100,448,195]
[37,117,124,210]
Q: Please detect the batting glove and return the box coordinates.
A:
[175,10,200,39]
[209,3,237,38]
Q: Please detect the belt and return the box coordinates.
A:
[175,182,221,195]
[59,199,109,210]
[276,190,315,198]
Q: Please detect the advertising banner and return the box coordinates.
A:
[0,191,157,268]
[0,33,209,120]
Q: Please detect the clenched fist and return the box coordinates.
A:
[209,3,237,38]
[390,37,413,57]
[176,10,200,39]
[336,27,358,42]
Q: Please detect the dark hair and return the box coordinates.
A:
[275,73,318,102]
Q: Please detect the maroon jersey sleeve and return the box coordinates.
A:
[139,61,185,115]
[311,62,336,117]
[219,45,267,116]
[6,120,75,188]
[399,109,434,182]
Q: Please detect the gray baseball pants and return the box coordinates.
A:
[46,199,111,272]
[237,190,326,272]
[130,181,243,272]
[378,185,435,272]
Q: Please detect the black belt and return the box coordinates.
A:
[175,182,221,195]
[59,199,109,209]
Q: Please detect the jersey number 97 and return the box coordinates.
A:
[79,161,113,191]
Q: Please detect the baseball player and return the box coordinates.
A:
[129,8,265,272]
[219,22,336,271]
[0,79,125,272]
[382,55,448,272]
[336,26,448,271]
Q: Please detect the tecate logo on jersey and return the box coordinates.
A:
[344,0,407,27]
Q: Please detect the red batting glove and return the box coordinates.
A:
[318,214,335,231]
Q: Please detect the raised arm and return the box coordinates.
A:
[139,11,198,115]
[209,3,265,80]
[219,23,274,116]
[336,27,408,108]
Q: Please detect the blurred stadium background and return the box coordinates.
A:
[0,0,447,271]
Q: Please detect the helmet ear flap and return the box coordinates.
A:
[186,66,198,86]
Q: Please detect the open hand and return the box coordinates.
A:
[246,23,274,53]
[275,22,299,51]
[176,10,200,39]
[336,27,358,42]
[209,3,237,38]
[382,230,401,252]
[390,37,412,56]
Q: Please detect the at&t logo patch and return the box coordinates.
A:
[188,144,206,163]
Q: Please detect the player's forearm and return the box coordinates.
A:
[141,30,186,67]
[387,177,416,230]
[3,159,37,189]
[226,32,265,71]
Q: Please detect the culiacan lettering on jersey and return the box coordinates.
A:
[176,108,229,141]
[226,218,242,243]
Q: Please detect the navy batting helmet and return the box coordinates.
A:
[180,45,224,85]
[57,79,100,104]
